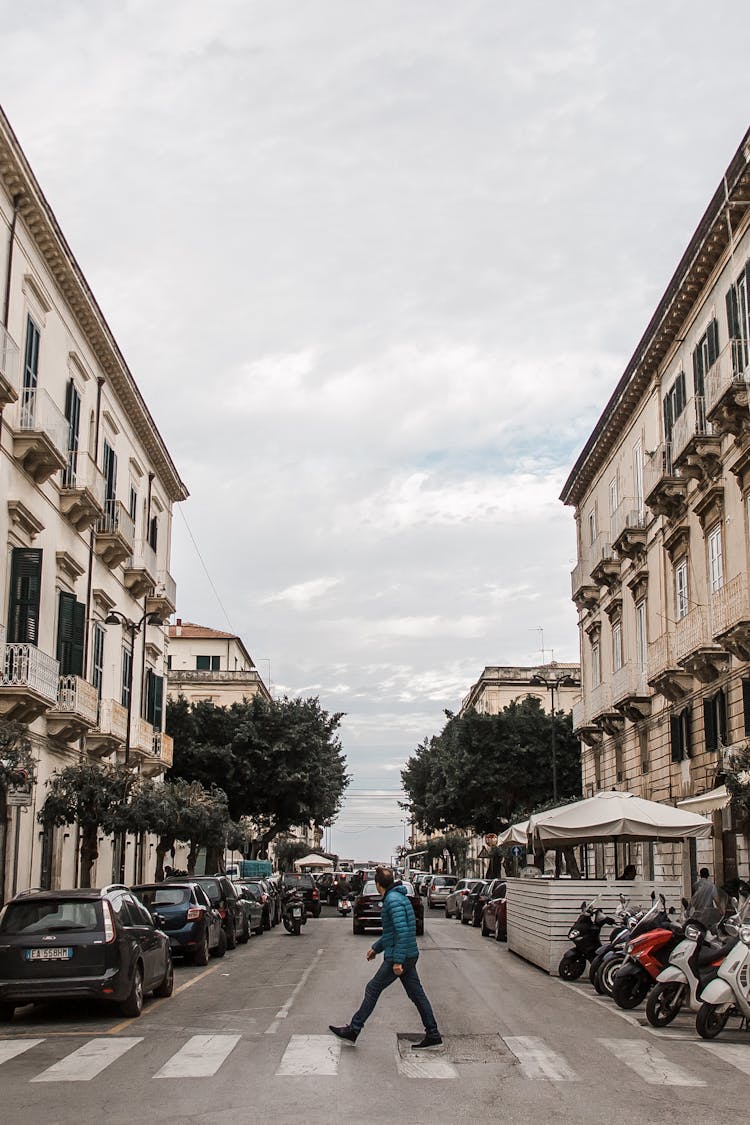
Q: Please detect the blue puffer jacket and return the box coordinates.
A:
[372,885,419,964]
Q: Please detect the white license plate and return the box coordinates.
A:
[292,906,303,916]
[26,947,73,961]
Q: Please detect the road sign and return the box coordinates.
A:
[7,786,33,807]
[511,845,524,858]
[484,833,498,847]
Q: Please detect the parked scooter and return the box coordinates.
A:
[282,888,307,935]
[558,897,616,981]
[589,898,642,992]
[596,895,671,997]
[696,891,750,1039]
[611,899,683,1009]
[645,916,738,1027]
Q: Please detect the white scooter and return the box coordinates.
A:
[696,894,750,1039]
[337,895,352,917]
[645,915,738,1027]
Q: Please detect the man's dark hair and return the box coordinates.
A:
[375,865,394,890]
[699,867,710,879]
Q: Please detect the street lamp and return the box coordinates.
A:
[529,665,578,803]
[104,609,163,885]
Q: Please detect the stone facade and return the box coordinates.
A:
[166,620,271,706]
[459,663,581,717]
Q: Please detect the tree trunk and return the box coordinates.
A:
[155,834,174,881]
[205,844,223,874]
[79,824,99,888]
[562,846,581,879]
[187,841,200,876]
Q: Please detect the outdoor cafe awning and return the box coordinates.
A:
[528,790,712,849]
[497,820,529,847]
[676,784,731,816]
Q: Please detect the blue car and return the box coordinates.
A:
[131,883,225,964]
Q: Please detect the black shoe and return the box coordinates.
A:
[412,1033,443,1049]
[329,1024,358,1043]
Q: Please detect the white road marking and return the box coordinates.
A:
[31,1037,142,1082]
[395,1041,458,1079]
[265,948,325,1035]
[598,1038,706,1086]
[275,1034,341,1076]
[700,1042,750,1077]
[0,1039,44,1065]
[155,1034,241,1078]
[504,1036,577,1080]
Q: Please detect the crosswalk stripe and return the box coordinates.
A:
[0,1039,44,1065]
[31,1037,142,1083]
[155,1034,241,1079]
[504,1036,577,1081]
[598,1038,706,1086]
[275,1034,341,1076]
[700,1042,750,1077]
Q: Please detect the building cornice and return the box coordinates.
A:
[561,128,750,510]
[0,105,189,504]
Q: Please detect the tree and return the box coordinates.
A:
[40,762,134,887]
[126,777,235,878]
[274,838,321,872]
[0,719,37,905]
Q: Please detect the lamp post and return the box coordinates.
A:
[530,666,578,803]
[104,609,163,882]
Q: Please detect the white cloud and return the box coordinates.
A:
[263,577,341,609]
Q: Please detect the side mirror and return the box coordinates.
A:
[151,912,167,929]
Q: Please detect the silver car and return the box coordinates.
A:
[444,878,483,918]
[426,875,458,909]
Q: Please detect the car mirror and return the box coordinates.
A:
[151,912,167,929]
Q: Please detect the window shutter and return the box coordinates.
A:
[717,689,727,746]
[8,548,43,645]
[743,678,750,737]
[707,318,720,367]
[153,675,164,731]
[670,715,682,762]
[704,697,717,753]
[56,591,75,674]
[692,346,705,397]
[663,392,673,442]
[727,286,740,339]
[675,371,686,416]
[682,706,692,759]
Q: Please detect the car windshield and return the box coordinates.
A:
[0,899,101,934]
[362,882,379,896]
[195,879,221,904]
[134,887,189,907]
[431,877,457,887]
[284,875,313,888]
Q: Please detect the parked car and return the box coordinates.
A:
[418,875,434,897]
[175,876,245,948]
[444,878,483,918]
[352,880,424,936]
[131,881,225,964]
[426,875,458,909]
[281,873,321,918]
[482,894,508,941]
[0,885,173,1020]
[238,880,274,930]
[412,873,429,896]
[234,885,265,937]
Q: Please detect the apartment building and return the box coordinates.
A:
[166,620,271,705]
[561,127,750,889]
[459,663,581,717]
[0,106,188,901]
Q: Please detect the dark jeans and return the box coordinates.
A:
[351,956,439,1036]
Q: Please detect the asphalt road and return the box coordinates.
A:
[1,902,748,1125]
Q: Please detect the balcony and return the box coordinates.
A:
[647,633,692,702]
[671,395,722,483]
[706,340,750,440]
[87,697,128,757]
[643,443,687,520]
[571,556,599,613]
[94,500,135,568]
[46,675,99,741]
[589,680,625,737]
[572,697,602,748]
[13,388,68,483]
[124,540,157,599]
[712,573,750,660]
[0,642,60,723]
[0,323,20,407]
[60,453,106,532]
[146,570,177,622]
[611,662,651,722]
[589,534,620,591]
[675,605,729,683]
[142,731,173,776]
[610,498,647,561]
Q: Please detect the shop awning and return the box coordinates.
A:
[528,790,712,849]
[676,784,730,815]
[497,820,529,847]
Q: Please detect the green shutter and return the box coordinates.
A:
[8,548,43,644]
[707,318,719,367]
[717,689,727,746]
[743,679,750,737]
[670,716,682,762]
[704,697,717,753]
[153,675,164,730]
[682,706,692,759]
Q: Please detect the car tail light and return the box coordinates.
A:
[218,907,227,919]
[186,907,203,922]
[103,900,116,944]
[312,889,319,900]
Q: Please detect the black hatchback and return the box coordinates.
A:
[0,885,173,1021]
[131,883,225,964]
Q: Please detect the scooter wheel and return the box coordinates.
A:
[283,918,293,933]
[589,954,604,989]
[696,1002,731,1040]
[292,920,301,935]
[558,951,587,981]
[599,955,624,996]
[646,981,685,1028]
[612,968,651,1010]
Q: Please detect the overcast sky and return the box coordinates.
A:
[3,2,750,861]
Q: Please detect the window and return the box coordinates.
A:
[670,706,692,762]
[591,641,601,689]
[612,622,622,673]
[663,371,686,443]
[63,379,81,488]
[166,654,172,671]
[129,484,138,524]
[121,646,132,709]
[588,510,596,546]
[633,441,644,515]
[674,559,688,621]
[743,678,750,738]
[609,478,618,515]
[692,317,720,401]
[635,600,647,671]
[56,591,85,677]
[148,515,158,552]
[196,655,220,671]
[92,623,105,696]
[726,264,750,375]
[102,440,118,522]
[7,548,43,644]
[21,315,40,427]
[145,668,164,730]
[703,690,727,753]
[707,524,723,593]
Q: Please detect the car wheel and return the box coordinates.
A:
[254,917,264,936]
[481,918,490,937]
[154,956,174,998]
[239,917,250,945]
[0,1003,15,1022]
[225,921,237,950]
[211,928,227,958]
[193,933,210,966]
[120,965,144,1017]
[313,906,321,918]
[444,906,450,918]
[460,913,469,925]
[263,910,272,932]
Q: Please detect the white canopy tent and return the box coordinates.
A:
[293,853,334,871]
[497,820,529,847]
[528,790,712,849]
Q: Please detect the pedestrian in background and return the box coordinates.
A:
[329,865,442,1049]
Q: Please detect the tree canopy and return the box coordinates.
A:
[166,693,350,856]
[401,697,581,835]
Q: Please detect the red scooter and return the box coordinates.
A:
[611,904,682,1010]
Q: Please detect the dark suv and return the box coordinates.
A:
[0,885,173,1020]
[281,873,321,918]
[184,876,246,948]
